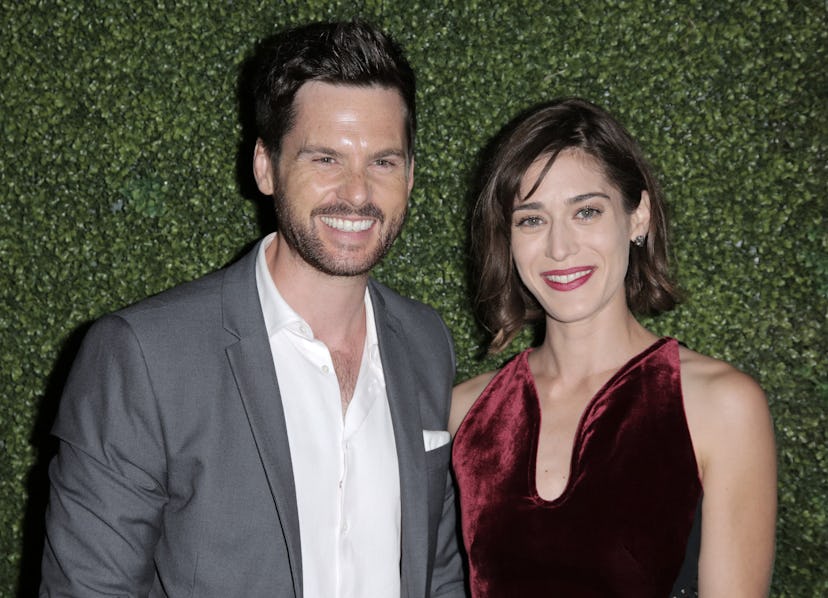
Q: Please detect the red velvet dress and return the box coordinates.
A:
[452,337,702,597]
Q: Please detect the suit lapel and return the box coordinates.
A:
[218,262,427,598]
[222,244,303,598]
[370,282,427,598]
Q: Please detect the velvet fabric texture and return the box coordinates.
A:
[452,337,702,597]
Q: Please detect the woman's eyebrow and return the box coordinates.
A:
[513,192,611,213]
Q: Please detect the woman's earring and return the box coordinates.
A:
[633,235,646,247]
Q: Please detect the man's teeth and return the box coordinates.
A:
[545,271,589,284]
[320,216,373,232]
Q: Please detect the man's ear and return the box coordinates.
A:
[253,139,275,196]
[406,156,415,195]
[631,190,651,240]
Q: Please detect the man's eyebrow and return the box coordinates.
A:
[297,145,341,158]
[370,148,407,160]
[296,146,408,161]
[512,192,610,212]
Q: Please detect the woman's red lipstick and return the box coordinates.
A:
[541,267,595,291]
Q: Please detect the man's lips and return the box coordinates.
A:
[541,267,595,291]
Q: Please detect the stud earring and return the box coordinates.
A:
[633,235,646,247]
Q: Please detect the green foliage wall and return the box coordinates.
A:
[1,0,825,594]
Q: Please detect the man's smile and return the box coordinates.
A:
[320,216,374,232]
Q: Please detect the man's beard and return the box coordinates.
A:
[274,194,407,277]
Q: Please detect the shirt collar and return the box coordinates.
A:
[255,232,378,350]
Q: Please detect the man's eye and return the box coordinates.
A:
[315,156,335,164]
[375,158,396,167]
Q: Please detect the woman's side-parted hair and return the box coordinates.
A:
[472,97,680,353]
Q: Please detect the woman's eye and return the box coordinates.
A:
[515,215,543,227]
[577,207,601,219]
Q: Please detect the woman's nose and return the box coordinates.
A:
[546,221,576,261]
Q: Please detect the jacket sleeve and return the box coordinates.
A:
[41,315,168,596]
[429,316,468,598]
[429,469,468,597]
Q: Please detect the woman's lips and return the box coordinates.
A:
[541,267,595,291]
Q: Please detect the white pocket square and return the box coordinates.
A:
[423,430,451,452]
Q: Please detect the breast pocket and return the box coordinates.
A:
[425,441,451,470]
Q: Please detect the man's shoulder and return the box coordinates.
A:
[368,278,442,321]
[109,245,257,333]
[114,267,224,322]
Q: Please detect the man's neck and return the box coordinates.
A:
[265,235,369,350]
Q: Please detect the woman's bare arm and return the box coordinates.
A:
[682,349,777,597]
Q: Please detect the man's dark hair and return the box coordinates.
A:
[251,20,416,160]
[472,97,681,353]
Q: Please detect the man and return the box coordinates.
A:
[41,20,466,597]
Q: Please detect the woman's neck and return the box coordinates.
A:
[534,310,658,383]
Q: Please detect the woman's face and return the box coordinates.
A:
[510,150,650,326]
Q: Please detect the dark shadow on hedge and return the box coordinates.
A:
[16,322,92,597]
[461,132,493,361]
[235,35,277,241]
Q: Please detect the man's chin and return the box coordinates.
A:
[305,251,384,278]
[280,227,398,277]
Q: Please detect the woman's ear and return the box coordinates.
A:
[631,190,651,240]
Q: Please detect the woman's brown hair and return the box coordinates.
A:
[471,97,680,353]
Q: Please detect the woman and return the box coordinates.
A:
[450,98,776,597]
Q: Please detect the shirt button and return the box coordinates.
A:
[299,324,309,335]
[321,364,330,374]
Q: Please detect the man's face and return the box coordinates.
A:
[255,82,414,277]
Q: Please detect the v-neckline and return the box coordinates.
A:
[525,337,672,504]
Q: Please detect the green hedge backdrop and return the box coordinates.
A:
[2,0,825,595]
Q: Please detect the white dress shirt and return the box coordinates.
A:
[255,233,401,598]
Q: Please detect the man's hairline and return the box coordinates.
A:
[267,80,415,165]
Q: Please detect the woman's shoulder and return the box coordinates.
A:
[678,344,773,477]
[450,349,532,436]
[678,345,766,410]
[449,370,499,436]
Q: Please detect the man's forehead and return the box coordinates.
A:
[289,82,408,138]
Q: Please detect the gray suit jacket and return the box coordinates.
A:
[41,242,466,597]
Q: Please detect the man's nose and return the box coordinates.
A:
[337,169,369,205]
